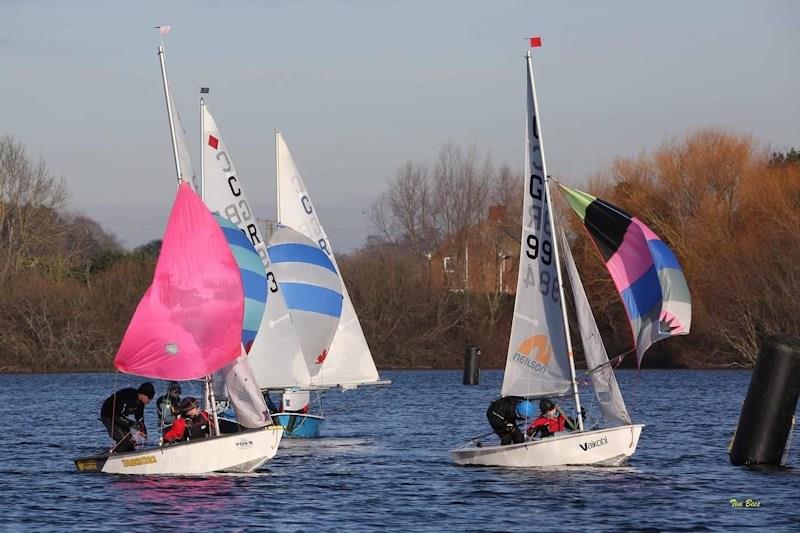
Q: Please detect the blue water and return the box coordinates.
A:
[2,370,798,531]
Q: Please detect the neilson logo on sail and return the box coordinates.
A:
[512,335,552,375]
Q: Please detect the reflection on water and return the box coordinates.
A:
[112,475,246,507]
[1,370,799,531]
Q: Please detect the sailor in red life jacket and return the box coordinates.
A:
[163,397,211,443]
[526,398,585,438]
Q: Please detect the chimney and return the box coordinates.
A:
[488,205,506,223]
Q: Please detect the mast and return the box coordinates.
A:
[199,90,221,437]
[157,45,182,185]
[276,129,281,223]
[200,92,206,200]
[526,51,584,431]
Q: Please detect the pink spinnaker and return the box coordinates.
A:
[114,182,244,380]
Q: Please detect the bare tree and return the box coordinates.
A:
[0,135,68,279]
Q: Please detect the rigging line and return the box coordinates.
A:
[464,430,497,443]
[314,389,324,418]
[109,430,134,454]
[554,403,578,432]
[578,349,636,380]
[109,373,118,453]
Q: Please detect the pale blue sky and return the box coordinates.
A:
[2,0,797,251]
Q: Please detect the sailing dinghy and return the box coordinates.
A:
[273,131,391,435]
[74,183,283,475]
[201,102,334,437]
[451,46,690,468]
[74,44,283,474]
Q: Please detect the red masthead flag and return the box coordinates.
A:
[529,36,542,48]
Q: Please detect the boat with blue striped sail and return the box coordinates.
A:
[266,226,344,437]
[273,131,391,437]
[451,42,690,467]
[200,101,335,437]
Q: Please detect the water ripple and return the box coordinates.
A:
[1,370,798,531]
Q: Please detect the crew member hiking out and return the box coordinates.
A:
[100,382,155,453]
[486,396,537,445]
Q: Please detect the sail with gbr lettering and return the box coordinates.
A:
[201,104,311,390]
[275,131,383,388]
[451,46,648,468]
[500,57,572,399]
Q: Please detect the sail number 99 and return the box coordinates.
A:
[525,234,552,265]
[524,233,559,303]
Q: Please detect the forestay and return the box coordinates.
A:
[275,132,381,388]
[558,184,691,365]
[560,229,630,426]
[202,105,311,389]
[114,182,243,380]
[500,57,572,399]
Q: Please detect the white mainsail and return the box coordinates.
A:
[500,55,572,399]
[560,230,631,426]
[275,131,382,388]
[451,46,645,468]
[202,104,311,390]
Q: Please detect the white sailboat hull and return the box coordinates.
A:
[75,426,283,475]
[451,424,644,467]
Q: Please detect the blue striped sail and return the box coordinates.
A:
[213,213,268,353]
[267,226,343,368]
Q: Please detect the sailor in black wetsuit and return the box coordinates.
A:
[99,382,155,452]
[486,396,537,445]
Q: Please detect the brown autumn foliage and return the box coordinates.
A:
[1,130,797,372]
[0,135,155,372]
[349,130,800,369]
[561,129,800,367]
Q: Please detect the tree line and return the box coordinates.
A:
[0,130,798,372]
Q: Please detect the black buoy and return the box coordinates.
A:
[730,334,800,466]
[463,345,480,385]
